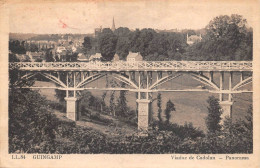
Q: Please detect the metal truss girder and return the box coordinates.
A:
[232,77,252,91]
[111,73,139,89]
[209,90,253,94]
[74,72,81,86]
[67,72,74,87]
[14,72,37,85]
[41,72,67,88]
[149,73,182,90]
[9,61,253,71]
[189,72,219,90]
[76,73,105,88]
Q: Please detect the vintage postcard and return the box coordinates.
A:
[0,0,260,167]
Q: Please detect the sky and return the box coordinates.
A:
[8,1,255,34]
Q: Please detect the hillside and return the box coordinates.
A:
[9,33,38,40]
[9,33,92,41]
[34,71,252,132]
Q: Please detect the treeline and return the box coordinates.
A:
[84,14,252,61]
[185,14,253,61]
[86,27,188,61]
[9,40,43,54]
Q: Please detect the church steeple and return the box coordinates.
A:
[111,17,116,32]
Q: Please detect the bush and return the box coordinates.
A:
[206,96,222,133]
[46,100,66,112]
[9,89,59,153]
[152,121,205,140]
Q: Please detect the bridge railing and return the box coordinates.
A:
[9,61,252,71]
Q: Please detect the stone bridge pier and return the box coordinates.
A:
[219,101,233,124]
[136,99,151,131]
[219,71,234,124]
[65,97,79,121]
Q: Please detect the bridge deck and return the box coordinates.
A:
[9,61,252,71]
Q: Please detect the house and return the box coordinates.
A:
[15,54,31,62]
[112,53,120,62]
[59,50,67,61]
[56,46,66,53]
[26,51,44,61]
[126,52,143,62]
[89,53,102,61]
[187,34,202,45]
[71,46,77,53]
[77,53,89,62]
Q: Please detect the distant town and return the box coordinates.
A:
[9,18,209,63]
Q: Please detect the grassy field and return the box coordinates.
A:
[34,72,252,132]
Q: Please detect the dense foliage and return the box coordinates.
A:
[157,93,162,122]
[82,36,92,52]
[164,100,176,124]
[206,96,222,133]
[87,14,252,61]
[98,28,118,61]
[184,14,252,61]
[95,27,187,61]
[9,40,26,54]
[9,89,57,153]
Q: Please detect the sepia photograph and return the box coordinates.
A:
[1,0,260,167]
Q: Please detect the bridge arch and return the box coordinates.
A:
[75,72,139,89]
[232,76,252,91]
[15,72,67,88]
[149,71,219,91]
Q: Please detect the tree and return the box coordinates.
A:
[114,27,131,37]
[203,14,251,61]
[55,72,67,103]
[206,14,247,40]
[98,28,117,61]
[205,96,222,133]
[71,53,78,62]
[116,83,128,117]
[157,93,162,122]
[220,105,253,153]
[46,49,55,62]
[9,53,19,62]
[9,89,58,153]
[55,89,66,102]
[55,55,60,62]
[78,90,105,116]
[101,76,109,113]
[147,33,168,60]
[116,37,130,60]
[29,43,39,52]
[82,37,92,52]
[138,28,156,57]
[164,100,175,124]
[35,58,43,62]
[129,29,141,53]
[183,14,252,61]
[109,91,116,116]
[9,40,26,54]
